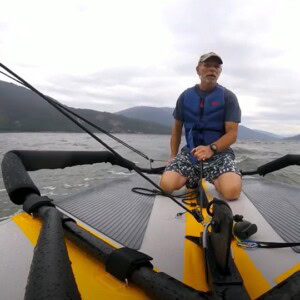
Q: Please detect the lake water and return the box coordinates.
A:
[1,132,300,221]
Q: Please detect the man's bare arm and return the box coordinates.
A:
[170,120,183,159]
[192,122,239,160]
[214,121,239,152]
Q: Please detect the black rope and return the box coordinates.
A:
[192,161,205,220]
[0,62,201,222]
[255,241,300,248]
[0,70,24,85]
[0,63,120,158]
[0,65,161,164]
[238,239,300,249]
[48,99,151,161]
[132,187,199,206]
[130,167,198,217]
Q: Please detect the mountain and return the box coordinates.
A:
[116,106,174,127]
[116,106,281,140]
[252,129,284,139]
[0,80,170,134]
[238,126,280,140]
[0,80,291,139]
[283,134,300,141]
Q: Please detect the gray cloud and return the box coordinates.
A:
[41,69,178,113]
[158,1,300,135]
[3,0,299,135]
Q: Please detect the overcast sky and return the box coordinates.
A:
[1,0,300,136]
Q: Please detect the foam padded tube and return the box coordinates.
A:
[1,151,40,204]
[242,154,300,176]
[24,206,81,300]
[1,150,136,204]
[131,268,210,300]
[6,150,119,171]
[257,154,300,176]
[63,220,114,262]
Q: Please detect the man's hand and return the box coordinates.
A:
[191,145,214,161]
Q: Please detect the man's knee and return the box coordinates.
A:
[221,185,241,201]
[215,173,242,201]
[160,171,187,194]
[160,175,175,194]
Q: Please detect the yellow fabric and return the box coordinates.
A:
[201,181,272,299]
[183,203,209,291]
[183,185,212,291]
[12,213,149,300]
[275,263,300,284]
[231,241,271,299]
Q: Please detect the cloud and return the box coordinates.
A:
[1,0,300,135]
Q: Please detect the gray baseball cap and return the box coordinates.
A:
[198,52,223,64]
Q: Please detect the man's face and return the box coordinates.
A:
[196,59,222,85]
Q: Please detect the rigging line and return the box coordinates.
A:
[0,62,199,221]
[0,62,124,161]
[0,66,152,163]
[198,160,204,219]
[133,166,197,217]
[0,70,24,85]
[46,96,151,161]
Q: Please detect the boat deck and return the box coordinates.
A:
[54,174,300,291]
[55,175,157,249]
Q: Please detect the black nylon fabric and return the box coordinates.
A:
[106,247,153,281]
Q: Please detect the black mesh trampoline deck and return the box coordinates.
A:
[55,175,158,249]
[242,177,300,253]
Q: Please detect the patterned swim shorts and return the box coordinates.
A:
[165,148,241,187]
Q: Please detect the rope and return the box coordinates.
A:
[0,62,202,222]
[0,65,163,164]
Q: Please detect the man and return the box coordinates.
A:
[160,52,241,201]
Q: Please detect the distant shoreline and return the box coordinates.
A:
[1,131,300,141]
[0,131,171,135]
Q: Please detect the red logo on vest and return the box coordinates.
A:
[211,101,219,106]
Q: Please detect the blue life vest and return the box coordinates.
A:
[183,85,225,150]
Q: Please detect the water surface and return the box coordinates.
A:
[1,132,299,220]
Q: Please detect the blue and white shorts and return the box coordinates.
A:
[165,148,241,187]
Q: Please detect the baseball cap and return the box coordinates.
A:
[198,52,223,64]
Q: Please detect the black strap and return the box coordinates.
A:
[23,194,55,214]
[238,240,300,249]
[255,241,300,248]
[105,247,153,281]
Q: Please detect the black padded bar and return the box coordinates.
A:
[24,206,81,300]
[1,150,134,205]
[242,154,300,176]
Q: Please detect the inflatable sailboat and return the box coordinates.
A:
[0,150,300,300]
[0,62,299,300]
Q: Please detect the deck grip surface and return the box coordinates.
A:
[243,178,300,253]
[55,175,157,249]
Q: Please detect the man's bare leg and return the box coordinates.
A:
[160,171,187,194]
[213,172,242,201]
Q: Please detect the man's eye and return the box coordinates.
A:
[204,63,221,69]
